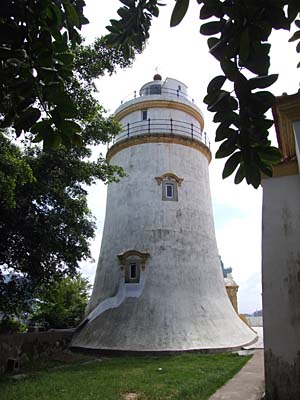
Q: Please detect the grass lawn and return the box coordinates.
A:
[0,352,251,400]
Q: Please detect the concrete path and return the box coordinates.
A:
[245,327,264,349]
[208,350,265,400]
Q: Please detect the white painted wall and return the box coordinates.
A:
[117,107,202,142]
[73,140,256,351]
[294,121,300,175]
[72,78,255,352]
[262,174,300,361]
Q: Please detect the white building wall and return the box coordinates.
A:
[73,141,256,351]
[262,174,300,398]
[116,108,202,142]
[294,121,300,174]
[72,76,255,352]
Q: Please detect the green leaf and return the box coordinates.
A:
[207,75,226,93]
[120,0,135,6]
[50,92,77,117]
[64,2,80,27]
[222,151,241,179]
[32,123,55,143]
[234,164,245,184]
[48,3,63,28]
[43,132,62,150]
[239,28,250,63]
[207,91,230,112]
[215,125,236,142]
[288,0,300,22]
[117,7,129,19]
[71,132,83,146]
[31,132,45,143]
[227,95,239,110]
[200,21,223,35]
[288,30,300,42]
[221,59,238,81]
[213,111,239,126]
[249,74,279,90]
[0,23,20,44]
[257,146,282,164]
[257,160,273,177]
[215,135,237,158]
[6,58,22,69]
[170,0,190,27]
[250,91,275,113]
[244,42,270,75]
[207,37,219,50]
[31,120,54,135]
[254,118,274,131]
[55,52,74,65]
[38,30,52,47]
[204,89,227,105]
[200,4,216,20]
[207,37,225,60]
[60,120,82,133]
[269,7,290,30]
[295,20,300,29]
[14,108,41,132]
[234,74,250,100]
[245,163,261,188]
[50,108,63,126]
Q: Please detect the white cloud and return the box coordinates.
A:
[79,0,298,314]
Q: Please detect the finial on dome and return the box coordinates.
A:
[153,73,162,81]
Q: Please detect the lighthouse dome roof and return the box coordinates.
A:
[139,76,188,97]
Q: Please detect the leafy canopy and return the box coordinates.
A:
[0,2,138,318]
[0,1,133,149]
[107,0,300,188]
[0,0,88,147]
[30,274,91,329]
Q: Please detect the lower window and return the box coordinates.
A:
[125,261,140,283]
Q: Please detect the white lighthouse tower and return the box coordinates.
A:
[72,75,256,352]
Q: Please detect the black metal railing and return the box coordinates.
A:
[109,118,210,148]
[120,87,195,105]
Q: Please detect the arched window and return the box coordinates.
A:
[155,173,184,202]
[118,250,150,284]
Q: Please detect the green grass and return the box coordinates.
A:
[0,353,251,400]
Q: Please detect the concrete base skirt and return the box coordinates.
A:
[70,336,258,357]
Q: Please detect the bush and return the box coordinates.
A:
[0,318,27,334]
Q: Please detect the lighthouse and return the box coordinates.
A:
[72,75,256,352]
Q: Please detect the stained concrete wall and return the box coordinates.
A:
[72,141,256,351]
[72,77,255,352]
[262,174,300,399]
[0,331,73,374]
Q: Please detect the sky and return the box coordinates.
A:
[79,0,300,314]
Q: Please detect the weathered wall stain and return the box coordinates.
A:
[0,331,74,374]
[265,349,300,400]
[287,252,300,327]
[282,205,293,237]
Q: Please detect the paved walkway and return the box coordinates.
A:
[208,325,265,400]
[208,349,265,400]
